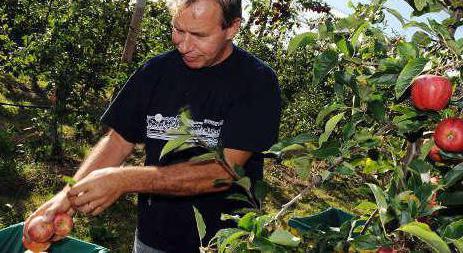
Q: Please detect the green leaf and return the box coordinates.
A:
[238,212,256,231]
[268,229,301,247]
[179,108,192,127]
[291,156,312,180]
[397,42,418,60]
[412,31,432,46]
[288,32,317,54]
[235,177,251,192]
[312,50,338,86]
[419,139,435,160]
[159,135,191,159]
[62,176,77,186]
[234,165,246,178]
[255,215,272,237]
[336,162,355,176]
[319,112,345,147]
[351,234,380,250]
[189,152,217,162]
[226,193,252,204]
[395,58,429,98]
[193,206,207,242]
[336,38,351,56]
[443,162,463,188]
[368,73,398,87]
[384,7,406,25]
[351,22,369,48]
[398,221,451,253]
[355,201,377,215]
[280,144,306,153]
[366,183,388,233]
[453,238,463,253]
[254,180,269,203]
[443,219,463,239]
[414,0,427,11]
[219,230,249,253]
[404,21,433,34]
[367,99,385,122]
[316,103,343,126]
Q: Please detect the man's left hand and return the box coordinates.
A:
[67,168,125,216]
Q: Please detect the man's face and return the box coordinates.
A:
[171,0,239,69]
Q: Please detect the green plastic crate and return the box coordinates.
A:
[0,223,109,252]
[288,207,355,233]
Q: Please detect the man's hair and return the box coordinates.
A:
[167,0,241,28]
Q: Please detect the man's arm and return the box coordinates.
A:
[72,129,135,182]
[67,133,253,215]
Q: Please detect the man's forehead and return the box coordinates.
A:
[174,0,222,25]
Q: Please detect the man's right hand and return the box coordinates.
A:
[23,189,75,242]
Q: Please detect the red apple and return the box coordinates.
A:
[53,213,73,236]
[411,74,452,111]
[434,118,463,152]
[26,216,54,243]
[22,236,50,252]
[377,246,397,253]
[428,145,443,162]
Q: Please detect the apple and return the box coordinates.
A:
[377,246,397,253]
[53,213,73,236]
[26,216,54,243]
[434,118,463,152]
[428,145,443,162]
[411,74,452,111]
[22,236,50,252]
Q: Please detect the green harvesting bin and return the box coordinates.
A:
[0,223,109,252]
[288,207,355,233]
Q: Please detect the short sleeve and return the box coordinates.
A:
[100,65,154,144]
[220,70,281,152]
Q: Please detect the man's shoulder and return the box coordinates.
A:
[235,47,276,79]
[139,50,179,72]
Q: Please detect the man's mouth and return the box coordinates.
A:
[182,55,197,63]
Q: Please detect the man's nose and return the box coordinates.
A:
[178,34,193,53]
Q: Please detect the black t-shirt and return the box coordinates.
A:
[101,46,281,252]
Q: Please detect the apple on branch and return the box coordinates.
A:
[434,118,463,153]
[411,74,452,111]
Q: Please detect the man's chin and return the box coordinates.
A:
[183,61,204,69]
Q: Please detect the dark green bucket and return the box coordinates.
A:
[288,207,355,233]
[0,223,109,252]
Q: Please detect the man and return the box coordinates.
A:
[24,0,281,252]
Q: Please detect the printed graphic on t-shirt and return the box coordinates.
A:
[146,113,223,148]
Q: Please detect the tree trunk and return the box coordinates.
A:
[121,0,146,63]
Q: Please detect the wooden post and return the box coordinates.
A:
[121,0,147,63]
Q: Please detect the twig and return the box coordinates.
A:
[360,209,379,235]
[268,175,323,224]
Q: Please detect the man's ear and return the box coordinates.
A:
[225,18,241,40]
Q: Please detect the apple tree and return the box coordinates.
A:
[265,0,463,251]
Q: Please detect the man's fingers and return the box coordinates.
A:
[90,206,104,216]
[90,199,114,216]
[76,197,106,214]
[67,181,90,198]
[69,190,100,207]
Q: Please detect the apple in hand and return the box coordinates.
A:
[22,236,50,252]
[434,118,463,152]
[411,74,452,111]
[26,216,54,243]
[53,213,73,236]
